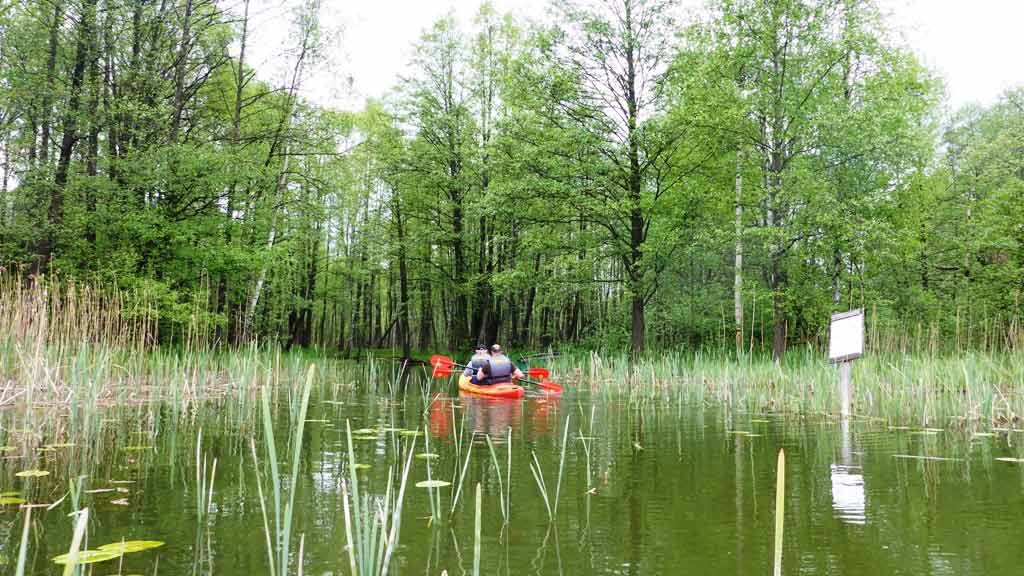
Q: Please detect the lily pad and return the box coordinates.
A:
[97,540,165,554]
[416,480,451,489]
[0,491,20,497]
[0,496,26,505]
[16,470,49,478]
[415,453,440,460]
[354,463,372,471]
[52,550,123,565]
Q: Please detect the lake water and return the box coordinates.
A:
[2,372,1024,574]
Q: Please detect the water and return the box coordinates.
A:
[2,373,1024,575]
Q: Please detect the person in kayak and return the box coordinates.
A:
[476,344,524,385]
[464,344,491,384]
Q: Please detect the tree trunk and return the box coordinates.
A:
[734,150,744,355]
[395,200,412,358]
[39,3,63,166]
[169,0,193,143]
[38,0,95,270]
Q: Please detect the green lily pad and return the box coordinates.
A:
[0,496,26,505]
[0,491,20,497]
[97,540,165,554]
[415,453,440,460]
[416,480,451,488]
[16,470,49,478]
[354,463,372,471]
[52,550,123,565]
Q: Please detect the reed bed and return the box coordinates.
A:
[551,348,1024,425]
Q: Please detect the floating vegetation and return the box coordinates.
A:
[0,496,26,505]
[415,480,451,489]
[97,540,165,554]
[15,470,49,478]
[354,464,372,471]
[51,550,122,565]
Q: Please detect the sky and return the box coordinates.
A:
[242,0,1024,112]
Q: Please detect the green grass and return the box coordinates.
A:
[550,348,1024,424]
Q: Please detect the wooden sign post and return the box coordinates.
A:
[829,309,864,418]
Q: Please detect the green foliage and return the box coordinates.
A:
[0,0,1021,356]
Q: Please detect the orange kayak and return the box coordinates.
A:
[458,374,524,399]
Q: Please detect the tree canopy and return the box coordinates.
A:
[1,0,1020,357]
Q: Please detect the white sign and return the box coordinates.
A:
[829,309,864,363]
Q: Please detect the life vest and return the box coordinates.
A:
[466,352,490,384]
[485,353,515,384]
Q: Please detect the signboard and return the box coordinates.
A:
[829,309,864,363]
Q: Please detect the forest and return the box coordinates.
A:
[1,0,1021,359]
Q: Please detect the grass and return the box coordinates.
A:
[550,348,1024,424]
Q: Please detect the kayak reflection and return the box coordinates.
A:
[427,393,562,441]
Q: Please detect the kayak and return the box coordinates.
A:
[458,374,525,399]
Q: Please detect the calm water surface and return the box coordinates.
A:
[2,373,1024,575]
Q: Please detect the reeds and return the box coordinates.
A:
[341,419,417,576]
[553,348,1024,424]
[253,364,315,576]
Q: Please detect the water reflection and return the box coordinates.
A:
[427,393,560,441]
[831,419,867,525]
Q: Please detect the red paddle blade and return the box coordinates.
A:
[527,367,550,379]
[539,380,562,392]
[430,355,455,369]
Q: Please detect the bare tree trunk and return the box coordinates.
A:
[241,148,287,341]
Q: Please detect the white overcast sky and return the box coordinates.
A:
[241,0,1024,112]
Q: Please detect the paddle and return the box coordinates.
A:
[429,355,562,393]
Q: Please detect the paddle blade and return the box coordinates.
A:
[538,380,562,393]
[430,355,455,369]
[431,365,453,379]
[527,367,550,379]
